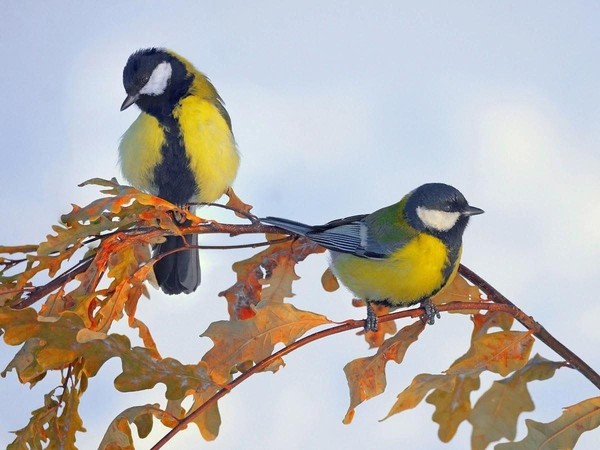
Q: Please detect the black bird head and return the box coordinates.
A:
[404,183,483,244]
[120,48,193,118]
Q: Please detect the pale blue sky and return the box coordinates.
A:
[1,2,599,449]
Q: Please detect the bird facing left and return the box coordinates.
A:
[118,48,240,295]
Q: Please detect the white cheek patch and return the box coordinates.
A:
[139,61,172,96]
[416,207,461,232]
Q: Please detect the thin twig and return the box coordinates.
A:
[459,264,600,389]
[12,256,94,310]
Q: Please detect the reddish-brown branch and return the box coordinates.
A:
[151,301,534,450]
[9,224,285,309]
[459,264,600,389]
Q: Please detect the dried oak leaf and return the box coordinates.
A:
[0,308,131,384]
[495,396,600,450]
[225,186,254,219]
[219,237,324,320]
[98,404,170,450]
[447,331,535,377]
[321,267,340,292]
[427,372,481,442]
[343,320,425,424]
[432,273,485,313]
[8,386,85,450]
[202,302,331,384]
[114,347,215,401]
[469,354,565,450]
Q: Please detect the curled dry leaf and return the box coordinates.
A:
[343,321,425,424]
[219,236,325,320]
[202,302,331,385]
[495,396,600,450]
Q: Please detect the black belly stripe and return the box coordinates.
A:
[153,115,198,205]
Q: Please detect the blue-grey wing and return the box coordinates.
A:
[306,215,393,259]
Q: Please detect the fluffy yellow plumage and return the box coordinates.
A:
[331,234,461,302]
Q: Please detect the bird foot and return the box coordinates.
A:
[420,298,441,325]
[364,302,379,332]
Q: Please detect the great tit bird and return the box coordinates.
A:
[262,183,483,331]
[119,48,240,295]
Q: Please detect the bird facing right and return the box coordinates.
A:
[262,183,483,331]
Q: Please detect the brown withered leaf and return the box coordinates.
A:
[7,388,59,449]
[259,252,299,303]
[321,267,340,292]
[343,321,425,424]
[187,385,223,441]
[220,237,325,319]
[469,354,565,450]
[448,331,535,377]
[432,273,484,309]
[472,310,514,340]
[98,404,170,450]
[7,385,85,450]
[496,396,600,450]
[383,373,454,420]
[53,386,86,449]
[0,308,131,383]
[426,373,481,442]
[225,186,254,219]
[114,348,216,400]
[202,302,331,384]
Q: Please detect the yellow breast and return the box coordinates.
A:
[119,113,165,194]
[331,233,457,305]
[174,96,240,203]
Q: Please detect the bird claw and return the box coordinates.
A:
[364,302,379,332]
[420,298,441,325]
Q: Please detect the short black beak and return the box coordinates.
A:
[120,93,139,111]
[463,206,485,216]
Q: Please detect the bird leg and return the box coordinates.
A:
[420,298,441,325]
[365,301,379,332]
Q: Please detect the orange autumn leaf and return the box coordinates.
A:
[383,373,454,420]
[469,354,565,450]
[225,186,254,219]
[201,302,331,384]
[7,388,60,449]
[447,331,535,377]
[471,309,514,340]
[321,267,340,292]
[114,348,215,401]
[98,404,171,450]
[7,384,85,450]
[219,236,324,319]
[343,321,425,424]
[426,373,481,442]
[187,386,223,441]
[496,396,600,450]
[432,273,485,312]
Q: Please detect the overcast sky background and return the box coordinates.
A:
[1,2,599,449]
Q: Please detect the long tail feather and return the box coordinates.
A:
[261,217,315,236]
[153,233,200,295]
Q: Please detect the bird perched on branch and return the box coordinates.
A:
[262,183,483,331]
[119,48,240,295]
